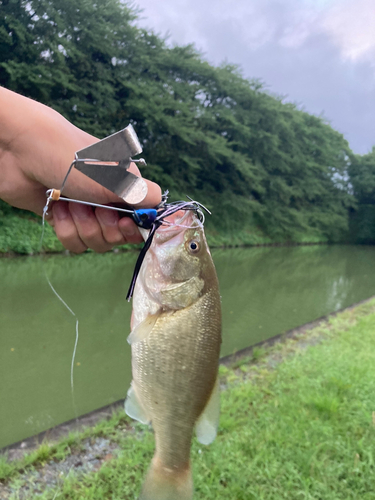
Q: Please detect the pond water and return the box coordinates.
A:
[1,245,375,449]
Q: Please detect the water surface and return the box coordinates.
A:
[1,245,375,448]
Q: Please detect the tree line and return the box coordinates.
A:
[349,148,375,243]
[0,0,374,249]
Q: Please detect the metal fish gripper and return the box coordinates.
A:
[74,124,147,205]
[44,124,159,229]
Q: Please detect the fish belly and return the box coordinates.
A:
[132,289,221,469]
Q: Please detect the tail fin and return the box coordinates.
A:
[139,455,193,500]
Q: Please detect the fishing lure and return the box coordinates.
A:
[44,124,210,299]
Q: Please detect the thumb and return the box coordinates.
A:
[60,161,162,209]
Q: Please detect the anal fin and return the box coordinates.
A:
[125,382,151,425]
[195,377,220,445]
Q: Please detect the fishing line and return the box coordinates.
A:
[40,195,79,419]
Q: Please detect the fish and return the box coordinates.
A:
[125,209,222,500]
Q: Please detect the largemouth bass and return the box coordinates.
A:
[125,209,222,500]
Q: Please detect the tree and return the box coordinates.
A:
[0,0,355,246]
[348,147,375,243]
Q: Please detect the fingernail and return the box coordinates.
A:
[123,178,148,205]
[70,203,92,220]
[97,209,118,226]
[54,202,69,221]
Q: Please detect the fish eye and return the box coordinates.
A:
[186,240,200,254]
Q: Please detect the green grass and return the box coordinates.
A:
[0,411,132,483]
[0,200,329,255]
[0,212,64,254]
[2,299,375,499]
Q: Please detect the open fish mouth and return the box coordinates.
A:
[138,210,197,242]
[127,198,208,301]
[154,210,200,244]
[162,209,191,227]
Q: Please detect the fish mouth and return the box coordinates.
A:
[155,210,199,243]
[138,210,196,243]
[161,209,192,228]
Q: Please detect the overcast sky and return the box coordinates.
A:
[133,0,375,155]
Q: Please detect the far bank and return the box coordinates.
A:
[0,206,334,256]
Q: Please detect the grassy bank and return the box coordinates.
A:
[0,202,328,255]
[1,298,375,499]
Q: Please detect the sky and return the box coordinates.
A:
[133,0,375,155]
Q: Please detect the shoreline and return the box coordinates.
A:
[0,239,342,259]
[3,294,374,460]
[2,297,375,499]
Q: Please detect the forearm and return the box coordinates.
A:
[0,87,104,214]
[0,87,161,252]
[0,88,37,208]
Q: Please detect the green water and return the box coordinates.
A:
[1,245,375,449]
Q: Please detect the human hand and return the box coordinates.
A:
[0,87,161,253]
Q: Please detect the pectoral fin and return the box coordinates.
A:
[195,378,220,445]
[127,313,159,345]
[125,382,151,425]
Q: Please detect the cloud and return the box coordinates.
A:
[322,0,375,63]
[134,0,375,154]
[136,0,327,53]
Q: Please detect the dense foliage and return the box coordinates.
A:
[348,148,375,243]
[349,147,375,206]
[0,0,370,252]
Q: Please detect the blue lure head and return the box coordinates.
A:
[132,209,158,229]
